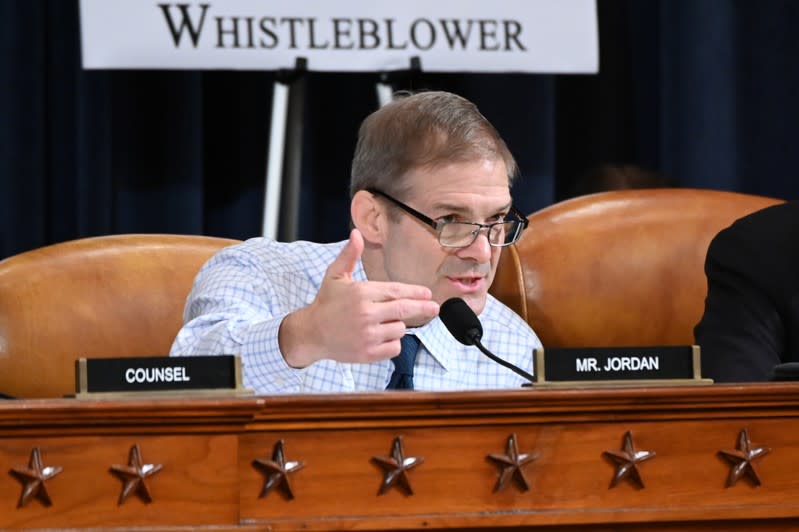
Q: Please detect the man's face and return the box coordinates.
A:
[381,158,511,319]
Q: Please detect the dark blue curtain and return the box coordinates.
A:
[556,0,799,197]
[2,0,799,259]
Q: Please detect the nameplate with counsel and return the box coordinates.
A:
[74,355,252,398]
[532,346,712,387]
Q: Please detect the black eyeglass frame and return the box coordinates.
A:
[366,188,529,248]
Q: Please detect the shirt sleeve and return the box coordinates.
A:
[169,244,306,393]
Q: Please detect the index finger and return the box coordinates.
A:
[371,298,440,324]
[358,280,433,302]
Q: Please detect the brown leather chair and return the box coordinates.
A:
[0,234,239,398]
[490,188,783,348]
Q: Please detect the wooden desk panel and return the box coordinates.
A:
[238,420,799,529]
[1,385,799,530]
[0,434,239,529]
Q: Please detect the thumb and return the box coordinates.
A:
[326,229,364,280]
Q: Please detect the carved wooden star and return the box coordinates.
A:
[9,447,63,508]
[371,436,424,495]
[603,430,656,489]
[718,428,771,487]
[110,444,163,505]
[253,439,305,500]
[487,433,538,492]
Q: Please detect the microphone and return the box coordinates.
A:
[439,297,535,385]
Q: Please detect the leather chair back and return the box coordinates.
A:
[0,234,239,398]
[490,189,783,347]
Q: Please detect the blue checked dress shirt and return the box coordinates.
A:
[170,237,542,394]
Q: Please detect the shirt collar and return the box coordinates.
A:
[353,251,367,282]
[407,316,463,372]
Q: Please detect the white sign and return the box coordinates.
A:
[79,0,598,73]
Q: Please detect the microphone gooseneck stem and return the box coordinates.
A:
[473,338,535,384]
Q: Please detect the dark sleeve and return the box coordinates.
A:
[695,225,785,382]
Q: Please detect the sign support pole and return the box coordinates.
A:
[375,56,422,107]
[262,58,307,240]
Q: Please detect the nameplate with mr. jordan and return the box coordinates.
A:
[533,346,709,386]
[75,355,250,397]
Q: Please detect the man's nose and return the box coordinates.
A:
[456,229,492,262]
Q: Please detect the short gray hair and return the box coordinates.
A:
[350,91,517,199]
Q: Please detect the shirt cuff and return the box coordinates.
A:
[240,316,306,393]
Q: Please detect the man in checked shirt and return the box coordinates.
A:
[171,91,542,393]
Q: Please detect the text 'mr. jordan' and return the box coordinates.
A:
[539,346,697,382]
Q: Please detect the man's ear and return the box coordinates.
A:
[351,190,386,244]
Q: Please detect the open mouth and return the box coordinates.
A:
[447,276,484,291]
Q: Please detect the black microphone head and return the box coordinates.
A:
[439,297,483,346]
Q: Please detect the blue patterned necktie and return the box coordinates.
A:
[386,334,421,390]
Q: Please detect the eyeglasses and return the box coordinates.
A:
[367,188,528,248]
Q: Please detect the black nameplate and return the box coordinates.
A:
[77,355,239,394]
[535,346,699,383]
